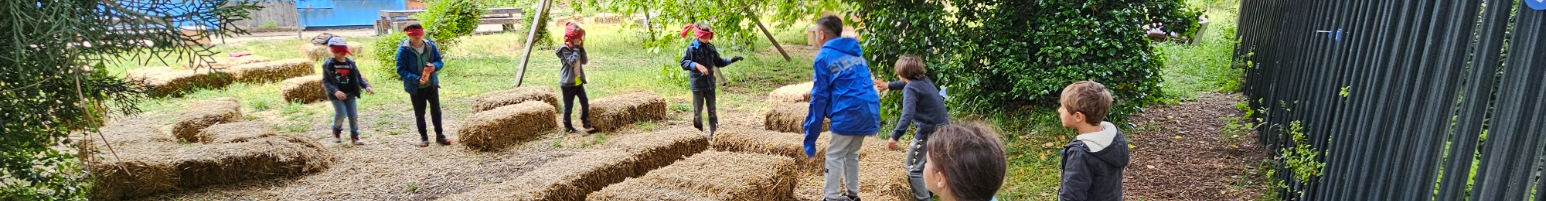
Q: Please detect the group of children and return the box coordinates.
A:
[316,16,1128,201]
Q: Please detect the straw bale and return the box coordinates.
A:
[458,102,558,151]
[585,91,668,131]
[170,98,241,143]
[83,121,330,200]
[174,131,332,188]
[711,127,829,175]
[764,102,828,133]
[281,76,326,103]
[183,55,271,69]
[857,138,912,201]
[442,151,647,201]
[202,121,276,144]
[89,160,179,200]
[471,86,559,112]
[229,59,315,83]
[128,67,234,98]
[300,43,363,61]
[604,127,711,171]
[587,151,799,201]
[768,81,814,103]
[590,13,624,24]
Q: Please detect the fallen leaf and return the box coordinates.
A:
[1042,142,1054,147]
[1147,165,1155,169]
[1173,135,1182,139]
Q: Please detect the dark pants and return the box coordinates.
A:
[692,90,718,135]
[562,85,592,131]
[411,87,444,141]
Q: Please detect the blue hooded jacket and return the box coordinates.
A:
[395,39,446,94]
[803,37,882,157]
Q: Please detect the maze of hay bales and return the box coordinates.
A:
[444,127,710,201]
[82,120,331,200]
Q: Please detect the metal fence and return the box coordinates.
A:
[1235,0,1546,200]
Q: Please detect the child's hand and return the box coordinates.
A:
[366,88,376,95]
[419,76,429,85]
[730,56,744,63]
[334,91,347,100]
[887,139,900,151]
[696,63,710,74]
[873,79,889,91]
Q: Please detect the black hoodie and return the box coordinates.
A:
[1058,122,1131,201]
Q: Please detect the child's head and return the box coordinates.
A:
[815,15,843,44]
[924,123,1007,201]
[1057,81,1113,127]
[893,54,926,81]
[564,22,586,46]
[403,24,425,40]
[325,37,350,58]
[681,23,714,43]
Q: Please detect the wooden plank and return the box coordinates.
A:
[514,0,552,87]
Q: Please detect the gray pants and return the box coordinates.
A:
[905,137,931,201]
[824,134,865,200]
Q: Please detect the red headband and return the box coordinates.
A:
[564,22,585,44]
[680,24,713,40]
[328,45,350,55]
[405,28,425,37]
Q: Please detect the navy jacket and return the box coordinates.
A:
[322,58,370,99]
[679,40,736,92]
[1059,122,1131,201]
[888,78,948,141]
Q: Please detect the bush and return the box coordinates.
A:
[414,0,487,46]
[855,0,1201,121]
[371,32,408,79]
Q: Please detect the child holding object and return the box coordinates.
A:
[678,22,743,140]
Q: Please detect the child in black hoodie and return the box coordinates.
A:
[322,37,375,145]
[678,23,742,139]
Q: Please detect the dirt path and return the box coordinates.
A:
[1123,92,1270,200]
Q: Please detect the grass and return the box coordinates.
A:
[1157,0,1245,99]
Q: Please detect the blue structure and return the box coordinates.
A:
[297,0,406,28]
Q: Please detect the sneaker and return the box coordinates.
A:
[418,140,429,147]
[351,136,364,145]
[566,128,580,134]
[332,130,342,143]
[436,137,452,145]
[581,127,596,133]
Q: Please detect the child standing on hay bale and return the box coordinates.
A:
[923,123,1007,201]
[1056,81,1129,201]
[678,22,744,139]
[875,54,949,201]
[322,37,376,145]
[803,15,882,201]
[557,22,597,134]
[395,24,452,147]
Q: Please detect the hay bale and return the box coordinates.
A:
[89,160,179,200]
[182,55,271,69]
[170,98,241,143]
[769,81,814,103]
[229,59,315,83]
[458,102,559,151]
[174,131,333,188]
[587,151,799,201]
[442,151,645,201]
[585,91,668,131]
[281,76,325,103]
[604,127,711,171]
[128,67,235,98]
[764,102,828,133]
[470,86,560,112]
[858,139,912,201]
[711,127,829,175]
[202,121,277,143]
[590,13,624,24]
[300,43,364,61]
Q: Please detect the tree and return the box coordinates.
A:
[575,0,847,50]
[0,0,257,199]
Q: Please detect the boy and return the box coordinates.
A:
[395,24,451,147]
[922,123,1007,201]
[1056,81,1130,201]
[876,54,949,201]
[678,22,743,139]
[322,37,375,145]
[557,22,597,133]
[803,15,882,201]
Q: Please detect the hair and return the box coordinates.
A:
[403,24,423,31]
[926,123,1007,201]
[1060,81,1113,125]
[695,22,712,32]
[894,54,927,80]
[816,15,843,38]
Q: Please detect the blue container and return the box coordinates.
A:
[297,0,406,28]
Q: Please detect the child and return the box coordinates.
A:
[556,22,596,133]
[395,24,450,147]
[803,15,881,201]
[923,123,1007,201]
[678,22,743,139]
[876,54,949,201]
[322,37,374,145]
[1056,81,1129,201]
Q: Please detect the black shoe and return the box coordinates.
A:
[436,136,452,145]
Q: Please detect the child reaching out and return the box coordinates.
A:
[321,37,375,145]
[875,54,950,201]
[678,22,743,140]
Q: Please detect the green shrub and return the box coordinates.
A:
[371,32,408,78]
[414,0,487,46]
[855,0,1201,121]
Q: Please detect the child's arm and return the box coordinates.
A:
[428,43,445,72]
[396,47,420,83]
[679,47,706,73]
[320,59,339,93]
[1058,151,1095,201]
[890,85,917,141]
[802,59,833,157]
[578,46,588,65]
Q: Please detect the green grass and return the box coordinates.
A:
[1157,0,1244,99]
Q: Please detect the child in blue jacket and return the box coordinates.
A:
[803,15,882,201]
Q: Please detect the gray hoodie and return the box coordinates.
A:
[556,44,588,87]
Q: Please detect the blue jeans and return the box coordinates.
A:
[330,96,360,137]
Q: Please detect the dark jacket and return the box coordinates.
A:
[394,39,445,94]
[889,77,948,141]
[1059,122,1130,201]
[679,40,737,92]
[322,58,370,99]
[556,44,588,87]
[802,37,882,157]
